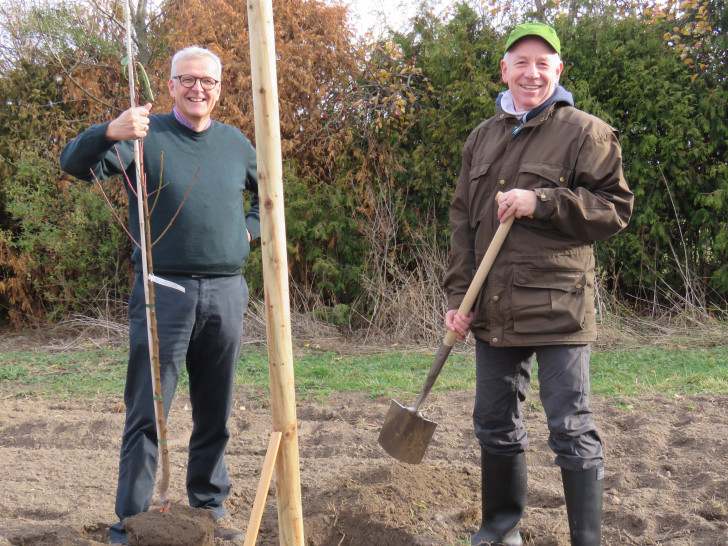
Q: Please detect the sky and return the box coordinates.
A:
[342,0,455,38]
[17,0,449,41]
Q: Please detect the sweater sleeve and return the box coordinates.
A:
[59,122,134,182]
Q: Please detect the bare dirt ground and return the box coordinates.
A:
[2,377,728,545]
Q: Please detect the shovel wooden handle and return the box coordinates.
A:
[444,212,515,347]
[412,196,514,412]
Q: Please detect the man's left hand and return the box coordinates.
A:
[498,189,536,222]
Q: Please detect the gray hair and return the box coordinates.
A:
[170,46,222,80]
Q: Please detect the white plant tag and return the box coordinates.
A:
[149,275,186,293]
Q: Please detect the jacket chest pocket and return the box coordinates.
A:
[468,162,492,228]
[511,268,590,334]
[517,162,571,190]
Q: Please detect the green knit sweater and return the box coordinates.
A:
[60,113,260,276]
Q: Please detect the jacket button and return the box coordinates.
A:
[493,295,499,302]
[499,114,505,119]
[539,194,546,200]
[499,179,505,185]
[576,284,582,289]
[491,337,498,343]
[559,177,565,182]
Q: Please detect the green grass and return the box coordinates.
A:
[0,348,128,397]
[237,348,477,399]
[590,346,728,396]
[1,344,727,400]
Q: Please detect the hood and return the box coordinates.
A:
[496,84,575,122]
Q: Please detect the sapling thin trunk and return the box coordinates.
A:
[122,0,170,510]
[140,159,170,508]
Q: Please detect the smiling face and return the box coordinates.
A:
[501,36,563,112]
[168,56,221,131]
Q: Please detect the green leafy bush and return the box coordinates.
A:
[1,148,130,323]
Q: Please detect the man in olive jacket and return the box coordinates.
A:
[444,23,633,546]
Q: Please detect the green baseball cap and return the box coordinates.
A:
[504,22,561,55]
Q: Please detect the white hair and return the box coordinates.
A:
[170,46,222,79]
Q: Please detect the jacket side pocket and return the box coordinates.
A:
[511,268,589,334]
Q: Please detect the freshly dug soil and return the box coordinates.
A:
[1,387,727,545]
[123,505,215,546]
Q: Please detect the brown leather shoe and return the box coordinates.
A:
[214,516,245,542]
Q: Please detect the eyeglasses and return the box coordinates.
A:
[172,75,219,90]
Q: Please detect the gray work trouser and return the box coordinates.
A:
[473,339,603,471]
[109,273,248,544]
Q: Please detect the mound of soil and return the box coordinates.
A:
[1,387,727,545]
[123,505,215,546]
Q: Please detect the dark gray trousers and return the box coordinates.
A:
[110,273,248,543]
[473,339,603,471]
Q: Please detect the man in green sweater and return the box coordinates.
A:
[60,46,258,544]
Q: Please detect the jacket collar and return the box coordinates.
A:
[496,84,575,122]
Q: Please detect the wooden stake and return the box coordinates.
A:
[244,431,282,546]
[246,0,304,544]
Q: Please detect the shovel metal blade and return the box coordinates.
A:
[378,399,438,464]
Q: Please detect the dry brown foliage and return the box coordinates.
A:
[163,0,360,170]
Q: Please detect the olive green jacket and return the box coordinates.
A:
[444,101,634,346]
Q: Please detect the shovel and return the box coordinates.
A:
[378,201,514,464]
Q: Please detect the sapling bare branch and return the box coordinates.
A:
[152,166,200,247]
[91,170,140,249]
[113,146,138,199]
[133,139,201,244]
[148,152,165,212]
[146,182,171,197]
[102,142,199,250]
[133,141,199,243]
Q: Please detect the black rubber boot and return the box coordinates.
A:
[471,450,526,546]
[561,465,604,546]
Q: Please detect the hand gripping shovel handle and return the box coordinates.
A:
[411,210,514,413]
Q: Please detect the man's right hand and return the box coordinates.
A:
[445,309,473,341]
[106,103,153,141]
